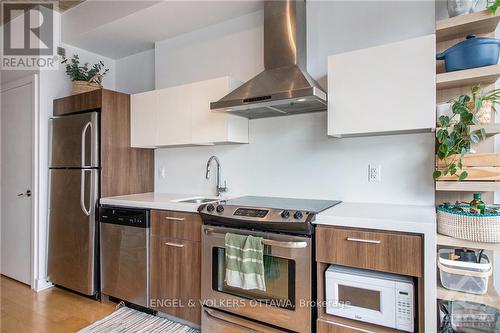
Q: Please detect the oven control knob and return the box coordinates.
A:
[206,204,215,212]
[294,211,303,219]
[216,205,224,213]
[281,210,290,219]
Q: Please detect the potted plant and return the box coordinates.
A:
[61,54,109,95]
[434,85,500,180]
[487,0,500,13]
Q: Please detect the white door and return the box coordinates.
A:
[1,80,33,285]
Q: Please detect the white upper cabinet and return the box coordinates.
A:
[131,90,158,148]
[327,34,436,137]
[131,76,248,148]
[190,77,248,144]
[157,85,192,146]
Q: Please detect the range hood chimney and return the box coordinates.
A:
[210,0,326,119]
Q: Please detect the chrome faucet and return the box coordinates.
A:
[206,155,228,196]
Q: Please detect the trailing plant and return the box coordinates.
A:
[61,54,109,85]
[487,0,500,13]
[434,85,500,180]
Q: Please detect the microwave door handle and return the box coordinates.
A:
[204,308,281,332]
[204,228,307,249]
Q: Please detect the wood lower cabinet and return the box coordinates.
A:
[151,210,202,241]
[316,226,423,277]
[150,211,202,325]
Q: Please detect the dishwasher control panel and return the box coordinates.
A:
[99,206,150,228]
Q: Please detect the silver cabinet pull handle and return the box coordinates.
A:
[165,242,184,248]
[346,237,381,244]
[164,216,185,221]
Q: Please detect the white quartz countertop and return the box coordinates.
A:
[314,201,436,234]
[100,192,219,212]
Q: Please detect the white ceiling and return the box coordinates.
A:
[62,1,263,59]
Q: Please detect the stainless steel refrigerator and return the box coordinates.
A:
[47,111,99,296]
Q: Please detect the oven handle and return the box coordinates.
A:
[203,228,308,249]
[204,308,284,332]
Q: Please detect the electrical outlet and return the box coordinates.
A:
[368,164,381,182]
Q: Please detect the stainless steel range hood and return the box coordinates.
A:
[210,0,326,119]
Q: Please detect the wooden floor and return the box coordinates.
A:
[0,275,115,333]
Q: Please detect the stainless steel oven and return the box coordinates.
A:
[201,225,312,333]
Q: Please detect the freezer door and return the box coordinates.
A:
[50,112,99,168]
[47,168,98,295]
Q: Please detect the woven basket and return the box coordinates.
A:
[72,80,101,95]
[437,205,500,243]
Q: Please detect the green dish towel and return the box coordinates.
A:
[225,233,266,291]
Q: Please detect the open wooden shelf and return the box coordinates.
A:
[437,64,500,90]
[470,123,500,136]
[444,124,500,137]
[437,282,500,309]
[437,234,500,251]
[436,180,500,192]
[436,10,500,42]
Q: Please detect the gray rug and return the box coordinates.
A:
[78,307,200,333]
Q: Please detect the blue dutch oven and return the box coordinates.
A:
[436,35,500,72]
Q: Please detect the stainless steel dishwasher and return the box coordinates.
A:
[100,206,150,307]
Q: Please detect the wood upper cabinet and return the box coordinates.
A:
[130,76,248,147]
[327,34,435,137]
[150,209,202,325]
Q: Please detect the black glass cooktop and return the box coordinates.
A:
[221,196,341,213]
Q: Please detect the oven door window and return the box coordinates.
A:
[338,285,381,311]
[212,247,295,310]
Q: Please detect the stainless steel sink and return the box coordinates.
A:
[175,197,218,204]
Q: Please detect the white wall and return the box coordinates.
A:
[152,1,436,205]
[36,14,116,286]
[115,49,155,94]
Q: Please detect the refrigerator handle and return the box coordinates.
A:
[80,170,91,216]
[81,121,92,167]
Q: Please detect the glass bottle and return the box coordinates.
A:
[470,193,485,214]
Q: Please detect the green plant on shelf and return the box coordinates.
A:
[434,85,500,181]
[61,54,109,85]
[487,0,500,14]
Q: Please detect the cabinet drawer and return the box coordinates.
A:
[150,235,201,324]
[317,319,361,333]
[316,226,422,277]
[151,210,202,241]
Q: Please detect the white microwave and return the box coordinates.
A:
[325,265,414,332]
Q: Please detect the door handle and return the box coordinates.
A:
[17,190,31,197]
[346,237,381,244]
[80,170,92,216]
[81,121,92,167]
